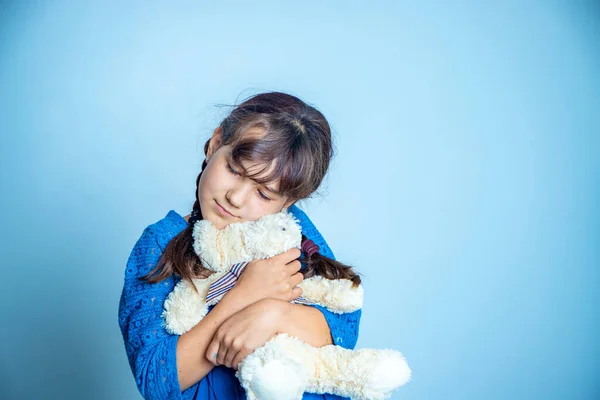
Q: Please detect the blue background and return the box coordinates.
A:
[1,1,599,399]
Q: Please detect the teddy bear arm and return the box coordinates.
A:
[298,276,364,313]
[162,278,211,335]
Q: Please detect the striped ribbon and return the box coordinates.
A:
[206,261,313,305]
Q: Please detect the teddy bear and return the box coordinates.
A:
[163,211,411,400]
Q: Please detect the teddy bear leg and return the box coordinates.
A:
[357,349,412,398]
[307,346,411,400]
[249,358,306,400]
[237,341,308,400]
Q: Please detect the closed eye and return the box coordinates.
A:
[258,190,272,201]
[227,163,241,176]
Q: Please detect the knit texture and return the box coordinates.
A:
[118,205,362,400]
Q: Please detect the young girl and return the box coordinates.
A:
[118,92,362,400]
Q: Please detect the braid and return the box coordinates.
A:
[141,150,212,283]
[300,235,362,287]
[188,159,207,226]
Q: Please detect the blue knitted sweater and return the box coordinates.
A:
[118,205,362,400]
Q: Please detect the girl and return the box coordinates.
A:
[118,92,362,400]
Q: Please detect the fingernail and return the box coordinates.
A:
[213,353,217,359]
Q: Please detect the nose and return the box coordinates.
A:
[225,183,251,209]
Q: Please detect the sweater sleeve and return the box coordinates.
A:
[289,205,362,350]
[118,228,196,400]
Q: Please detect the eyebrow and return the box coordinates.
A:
[228,154,282,196]
[262,185,281,196]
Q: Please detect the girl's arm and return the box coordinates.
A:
[257,299,363,349]
[177,248,304,390]
[282,302,362,349]
[121,226,309,397]
[206,207,362,369]
[175,287,252,390]
[205,282,362,370]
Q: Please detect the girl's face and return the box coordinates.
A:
[198,128,294,230]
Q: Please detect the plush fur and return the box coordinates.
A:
[238,334,411,400]
[162,211,411,399]
[192,212,304,273]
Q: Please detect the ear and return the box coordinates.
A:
[206,127,223,161]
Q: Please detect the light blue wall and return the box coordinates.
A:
[1,1,598,399]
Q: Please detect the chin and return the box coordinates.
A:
[200,199,236,230]
[212,221,228,230]
[206,213,231,230]
[201,213,222,229]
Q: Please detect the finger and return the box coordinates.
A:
[224,340,241,368]
[286,259,302,274]
[275,247,301,264]
[206,340,220,366]
[288,285,303,301]
[290,272,304,287]
[216,340,229,366]
[232,348,251,371]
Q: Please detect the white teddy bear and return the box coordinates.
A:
[163,211,411,400]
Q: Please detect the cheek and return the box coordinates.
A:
[197,173,209,200]
[245,199,286,221]
[198,164,222,198]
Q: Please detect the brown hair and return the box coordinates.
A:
[142,92,361,286]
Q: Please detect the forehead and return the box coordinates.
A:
[226,147,282,191]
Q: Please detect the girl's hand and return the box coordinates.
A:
[205,298,290,369]
[234,248,304,304]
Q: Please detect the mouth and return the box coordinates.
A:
[215,200,236,218]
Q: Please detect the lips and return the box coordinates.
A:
[215,201,235,217]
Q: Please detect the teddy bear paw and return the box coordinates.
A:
[246,358,307,400]
[361,349,411,396]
